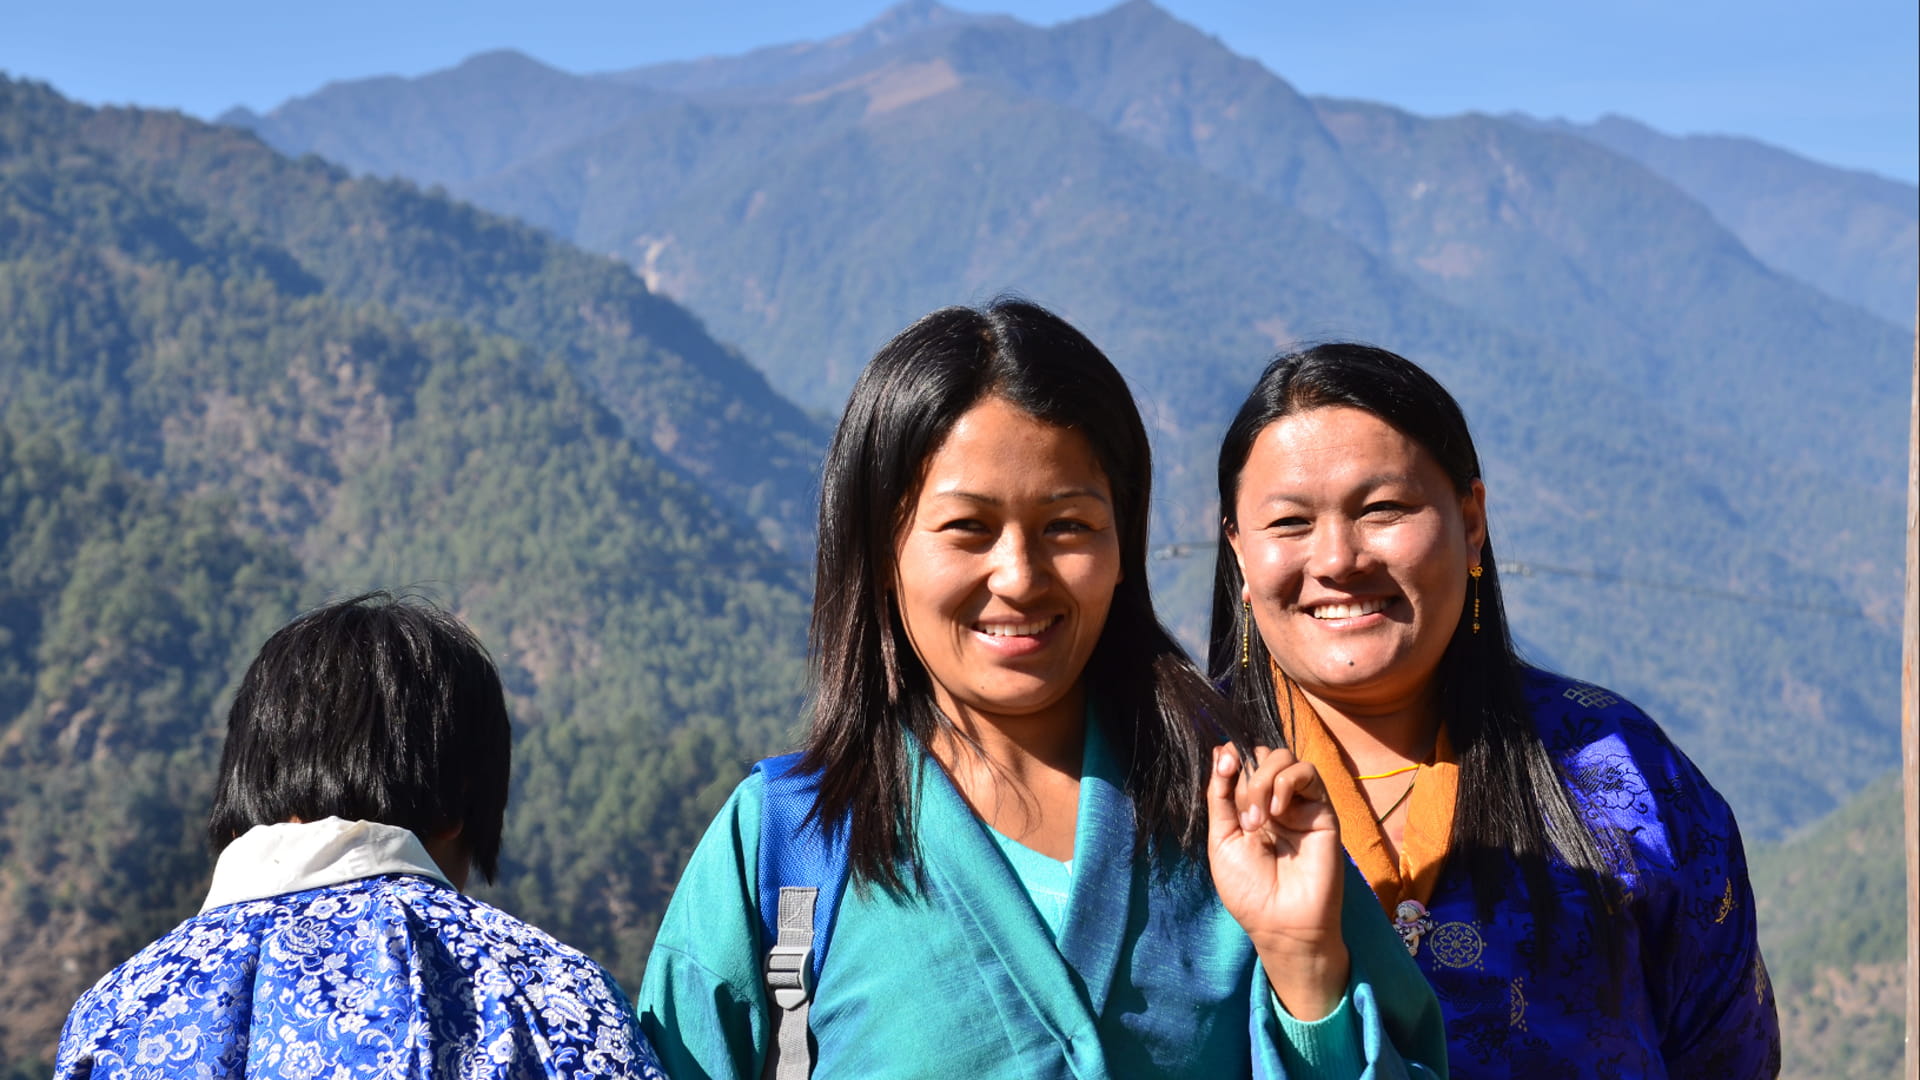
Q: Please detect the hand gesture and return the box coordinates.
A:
[1206,745,1350,1021]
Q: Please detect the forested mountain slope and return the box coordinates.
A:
[0,76,814,1072]
[1537,113,1919,328]
[0,427,305,1077]
[222,4,1907,848]
[1750,774,1909,1079]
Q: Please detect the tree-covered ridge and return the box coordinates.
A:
[0,423,304,1076]
[4,76,825,549]
[1749,774,1908,1079]
[0,76,812,1071]
[1536,113,1919,329]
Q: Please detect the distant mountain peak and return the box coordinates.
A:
[456,48,563,76]
[605,0,1006,96]
[841,0,988,49]
[866,0,967,31]
[1072,0,1228,54]
[1091,0,1185,28]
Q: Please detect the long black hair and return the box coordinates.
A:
[207,591,512,883]
[1207,343,1622,949]
[806,298,1236,891]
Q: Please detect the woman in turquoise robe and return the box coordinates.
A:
[639,301,1447,1078]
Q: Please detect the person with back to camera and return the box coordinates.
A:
[638,300,1449,1079]
[1208,343,1781,1077]
[55,591,668,1080]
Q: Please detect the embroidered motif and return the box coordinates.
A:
[1715,878,1735,923]
[1509,978,1528,1031]
[1561,684,1620,710]
[1755,956,1771,1005]
[1428,921,1485,970]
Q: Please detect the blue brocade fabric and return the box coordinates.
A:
[55,874,666,1080]
[1407,669,1780,1078]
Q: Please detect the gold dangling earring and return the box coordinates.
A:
[1240,598,1251,668]
[1469,565,1484,634]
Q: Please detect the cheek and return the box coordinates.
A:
[893,548,971,622]
[1384,525,1466,600]
[1066,552,1123,613]
[1241,542,1299,597]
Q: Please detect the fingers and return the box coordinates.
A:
[1212,746,1334,842]
[1206,745,1242,847]
[1235,746,1298,832]
[1271,761,1338,834]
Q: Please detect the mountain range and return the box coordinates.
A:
[224,0,1914,844]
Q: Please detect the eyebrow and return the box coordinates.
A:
[931,488,1112,506]
[1250,474,1417,506]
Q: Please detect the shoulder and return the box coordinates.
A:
[1519,667,1714,798]
[1518,667,1744,869]
[60,877,662,1079]
[651,764,771,947]
[58,909,228,1068]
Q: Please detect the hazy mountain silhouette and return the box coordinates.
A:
[1535,113,1918,328]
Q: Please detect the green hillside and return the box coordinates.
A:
[1750,774,1909,1079]
[0,76,813,1070]
[0,424,305,1074]
[71,82,827,550]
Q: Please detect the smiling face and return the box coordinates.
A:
[1228,406,1485,714]
[892,396,1122,735]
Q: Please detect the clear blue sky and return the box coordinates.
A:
[4,0,1915,183]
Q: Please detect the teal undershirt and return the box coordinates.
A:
[985,826,1075,938]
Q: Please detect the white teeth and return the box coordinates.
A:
[978,619,1055,637]
[1311,598,1389,620]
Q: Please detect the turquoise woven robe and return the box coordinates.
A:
[639,725,1447,1079]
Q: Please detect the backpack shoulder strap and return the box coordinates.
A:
[750,753,850,1080]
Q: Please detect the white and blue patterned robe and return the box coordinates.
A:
[55,819,666,1080]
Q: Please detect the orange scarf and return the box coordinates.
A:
[1274,673,1458,917]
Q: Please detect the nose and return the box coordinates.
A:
[987,527,1050,600]
[1305,520,1364,581]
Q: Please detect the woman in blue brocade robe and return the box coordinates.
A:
[55,594,665,1080]
[1207,344,1780,1078]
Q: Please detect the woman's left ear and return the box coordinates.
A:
[1463,479,1489,560]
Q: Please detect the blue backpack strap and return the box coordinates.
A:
[751,752,850,983]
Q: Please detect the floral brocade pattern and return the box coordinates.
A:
[1409,668,1781,1078]
[56,875,666,1080]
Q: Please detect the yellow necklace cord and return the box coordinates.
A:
[1355,762,1423,782]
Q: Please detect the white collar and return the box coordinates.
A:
[201,817,453,913]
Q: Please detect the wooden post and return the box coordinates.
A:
[1903,291,1918,1080]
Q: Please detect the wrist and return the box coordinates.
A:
[1257,938,1350,1022]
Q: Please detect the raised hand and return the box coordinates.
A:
[1206,744,1350,1021]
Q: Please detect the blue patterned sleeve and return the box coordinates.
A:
[1628,721,1781,1078]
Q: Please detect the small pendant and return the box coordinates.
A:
[1393,899,1431,956]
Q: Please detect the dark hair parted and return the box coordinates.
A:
[806,298,1237,891]
[1207,343,1622,950]
[207,591,512,883]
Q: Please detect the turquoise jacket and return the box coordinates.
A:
[639,725,1447,1079]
